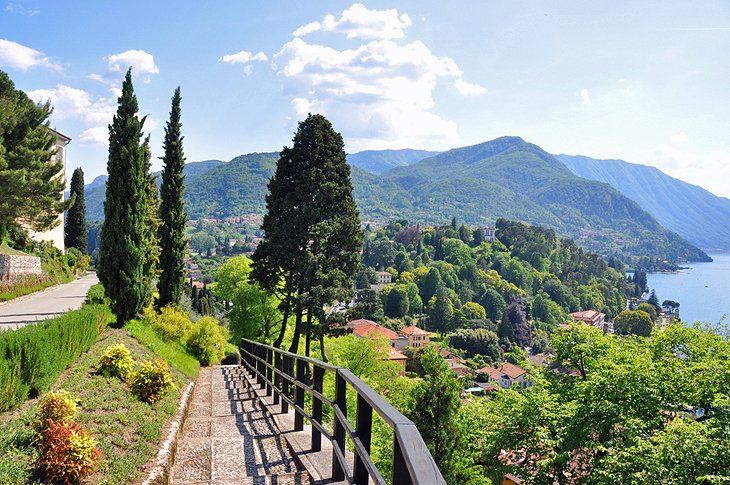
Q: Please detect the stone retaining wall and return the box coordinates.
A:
[0,254,43,278]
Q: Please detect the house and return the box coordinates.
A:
[347,319,409,375]
[375,271,392,284]
[480,226,496,242]
[27,128,70,251]
[477,363,531,389]
[400,326,431,348]
[387,347,408,376]
[569,310,610,333]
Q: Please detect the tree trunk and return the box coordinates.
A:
[319,332,328,363]
[288,306,303,353]
[272,296,291,348]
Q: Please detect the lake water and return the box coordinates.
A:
[646,253,730,324]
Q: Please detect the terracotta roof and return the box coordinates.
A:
[477,363,527,381]
[352,322,399,340]
[347,318,377,328]
[388,347,408,361]
[570,310,605,322]
[400,326,430,336]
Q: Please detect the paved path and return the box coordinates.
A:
[0,273,99,330]
[171,365,310,484]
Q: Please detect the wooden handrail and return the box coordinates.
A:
[240,338,446,485]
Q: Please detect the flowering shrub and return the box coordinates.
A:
[97,343,135,380]
[131,358,176,403]
[33,389,78,436]
[152,305,192,342]
[39,420,102,484]
[185,316,229,366]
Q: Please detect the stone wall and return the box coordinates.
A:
[0,254,43,278]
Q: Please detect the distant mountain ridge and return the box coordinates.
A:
[81,139,710,264]
[556,154,730,251]
[346,149,440,174]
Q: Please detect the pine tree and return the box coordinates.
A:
[0,70,70,243]
[143,136,160,306]
[64,167,87,254]
[157,88,187,309]
[252,114,362,356]
[98,69,152,326]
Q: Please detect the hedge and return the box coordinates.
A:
[0,304,112,412]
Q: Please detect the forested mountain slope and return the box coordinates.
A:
[556,154,730,251]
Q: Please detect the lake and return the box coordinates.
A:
[646,253,730,325]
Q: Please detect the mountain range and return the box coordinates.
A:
[555,154,730,252]
[81,137,721,264]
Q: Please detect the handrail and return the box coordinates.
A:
[240,338,446,485]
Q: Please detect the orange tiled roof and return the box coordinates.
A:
[388,347,408,361]
[400,326,430,336]
[352,322,400,340]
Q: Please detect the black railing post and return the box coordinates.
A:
[332,372,347,481]
[294,358,306,431]
[265,348,273,396]
[256,345,265,389]
[311,365,324,451]
[281,355,291,414]
[392,429,411,485]
[273,352,282,406]
[354,394,373,484]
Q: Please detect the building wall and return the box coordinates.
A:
[0,254,43,278]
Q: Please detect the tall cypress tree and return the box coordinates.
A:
[98,69,151,326]
[157,87,187,308]
[64,167,87,254]
[252,114,362,357]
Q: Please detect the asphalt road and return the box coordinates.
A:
[0,273,99,330]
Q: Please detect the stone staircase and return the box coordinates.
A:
[169,365,311,484]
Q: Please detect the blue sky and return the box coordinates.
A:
[2,1,729,198]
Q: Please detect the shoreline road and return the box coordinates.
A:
[0,273,99,331]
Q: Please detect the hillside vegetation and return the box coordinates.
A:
[557,154,730,251]
[83,138,710,265]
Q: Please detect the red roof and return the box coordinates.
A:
[347,318,377,328]
[477,363,527,381]
[388,347,408,361]
[570,310,605,323]
[400,326,430,336]
[352,322,399,341]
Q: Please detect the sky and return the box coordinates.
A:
[1,1,729,198]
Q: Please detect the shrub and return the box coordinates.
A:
[97,343,135,380]
[0,304,111,412]
[130,359,176,404]
[33,389,78,436]
[39,420,102,484]
[84,284,108,305]
[185,316,229,366]
[151,305,192,342]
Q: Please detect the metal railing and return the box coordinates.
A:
[240,338,446,485]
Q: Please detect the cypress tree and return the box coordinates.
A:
[64,167,87,254]
[157,88,187,308]
[98,69,151,326]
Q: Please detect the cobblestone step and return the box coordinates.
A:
[169,365,310,485]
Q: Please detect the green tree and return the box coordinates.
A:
[98,69,152,326]
[480,288,506,322]
[252,114,362,358]
[213,255,280,343]
[142,136,160,294]
[503,296,531,348]
[384,285,409,318]
[0,70,70,243]
[420,266,441,304]
[157,87,188,308]
[64,167,87,254]
[614,309,653,337]
[449,328,501,362]
[408,348,461,472]
[426,284,454,334]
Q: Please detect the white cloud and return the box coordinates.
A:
[5,3,39,16]
[580,88,591,104]
[453,79,487,96]
[78,127,109,145]
[0,39,61,71]
[293,3,412,40]
[671,131,688,145]
[27,85,119,145]
[273,37,462,150]
[106,49,159,75]
[218,50,268,64]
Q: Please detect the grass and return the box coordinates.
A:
[0,243,28,256]
[0,327,197,484]
[125,319,200,379]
